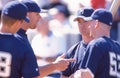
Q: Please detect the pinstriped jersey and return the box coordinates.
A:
[62,41,87,76]
[81,36,120,78]
[0,33,39,78]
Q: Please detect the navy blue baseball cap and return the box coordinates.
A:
[74,7,94,21]
[2,1,29,22]
[55,5,70,17]
[21,0,47,13]
[84,8,113,26]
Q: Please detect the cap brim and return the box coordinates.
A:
[40,9,48,13]
[74,16,85,21]
[24,17,30,23]
[83,17,93,21]
[74,16,93,21]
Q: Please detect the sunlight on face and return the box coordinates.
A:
[76,18,91,36]
[88,20,96,37]
[28,12,41,29]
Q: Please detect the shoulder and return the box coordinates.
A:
[68,42,81,51]
[66,42,81,58]
[113,40,120,51]
[113,40,120,46]
[88,37,110,48]
[0,34,17,46]
[85,37,111,55]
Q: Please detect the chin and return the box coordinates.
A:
[30,26,36,29]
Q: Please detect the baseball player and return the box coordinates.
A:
[0,1,37,78]
[74,9,120,78]
[61,7,94,78]
[17,0,75,77]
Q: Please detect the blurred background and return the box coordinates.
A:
[0,0,120,77]
[0,0,120,55]
[0,0,119,49]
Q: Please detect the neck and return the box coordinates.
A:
[0,25,15,34]
[94,32,110,39]
[94,22,110,39]
[82,35,93,44]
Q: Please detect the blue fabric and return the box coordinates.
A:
[2,1,29,22]
[90,9,113,26]
[74,7,94,21]
[77,8,94,17]
[81,36,120,78]
[54,5,70,17]
[0,33,39,78]
[47,73,61,78]
[22,0,41,13]
[62,41,87,77]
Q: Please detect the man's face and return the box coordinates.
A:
[28,12,41,29]
[77,18,91,36]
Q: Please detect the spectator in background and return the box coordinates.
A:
[49,5,71,29]
[90,0,106,9]
[42,0,67,9]
[27,0,71,43]
[31,14,67,78]
[49,5,78,50]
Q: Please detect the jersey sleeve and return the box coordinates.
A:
[81,43,105,75]
[62,48,74,76]
[22,49,40,78]
[62,43,79,77]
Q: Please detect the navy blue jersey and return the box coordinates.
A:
[62,41,87,77]
[81,36,120,78]
[17,29,30,45]
[0,33,39,78]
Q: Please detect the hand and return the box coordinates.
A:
[53,54,75,71]
[73,69,94,78]
[74,70,82,78]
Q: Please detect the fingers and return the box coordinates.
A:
[54,58,76,71]
[65,58,76,62]
[59,53,66,58]
[58,54,76,63]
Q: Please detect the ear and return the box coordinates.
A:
[10,20,22,33]
[13,20,21,26]
[27,12,30,17]
[95,20,99,29]
[12,20,22,28]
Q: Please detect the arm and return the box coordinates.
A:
[38,62,58,77]
[36,55,57,62]
[37,54,75,78]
